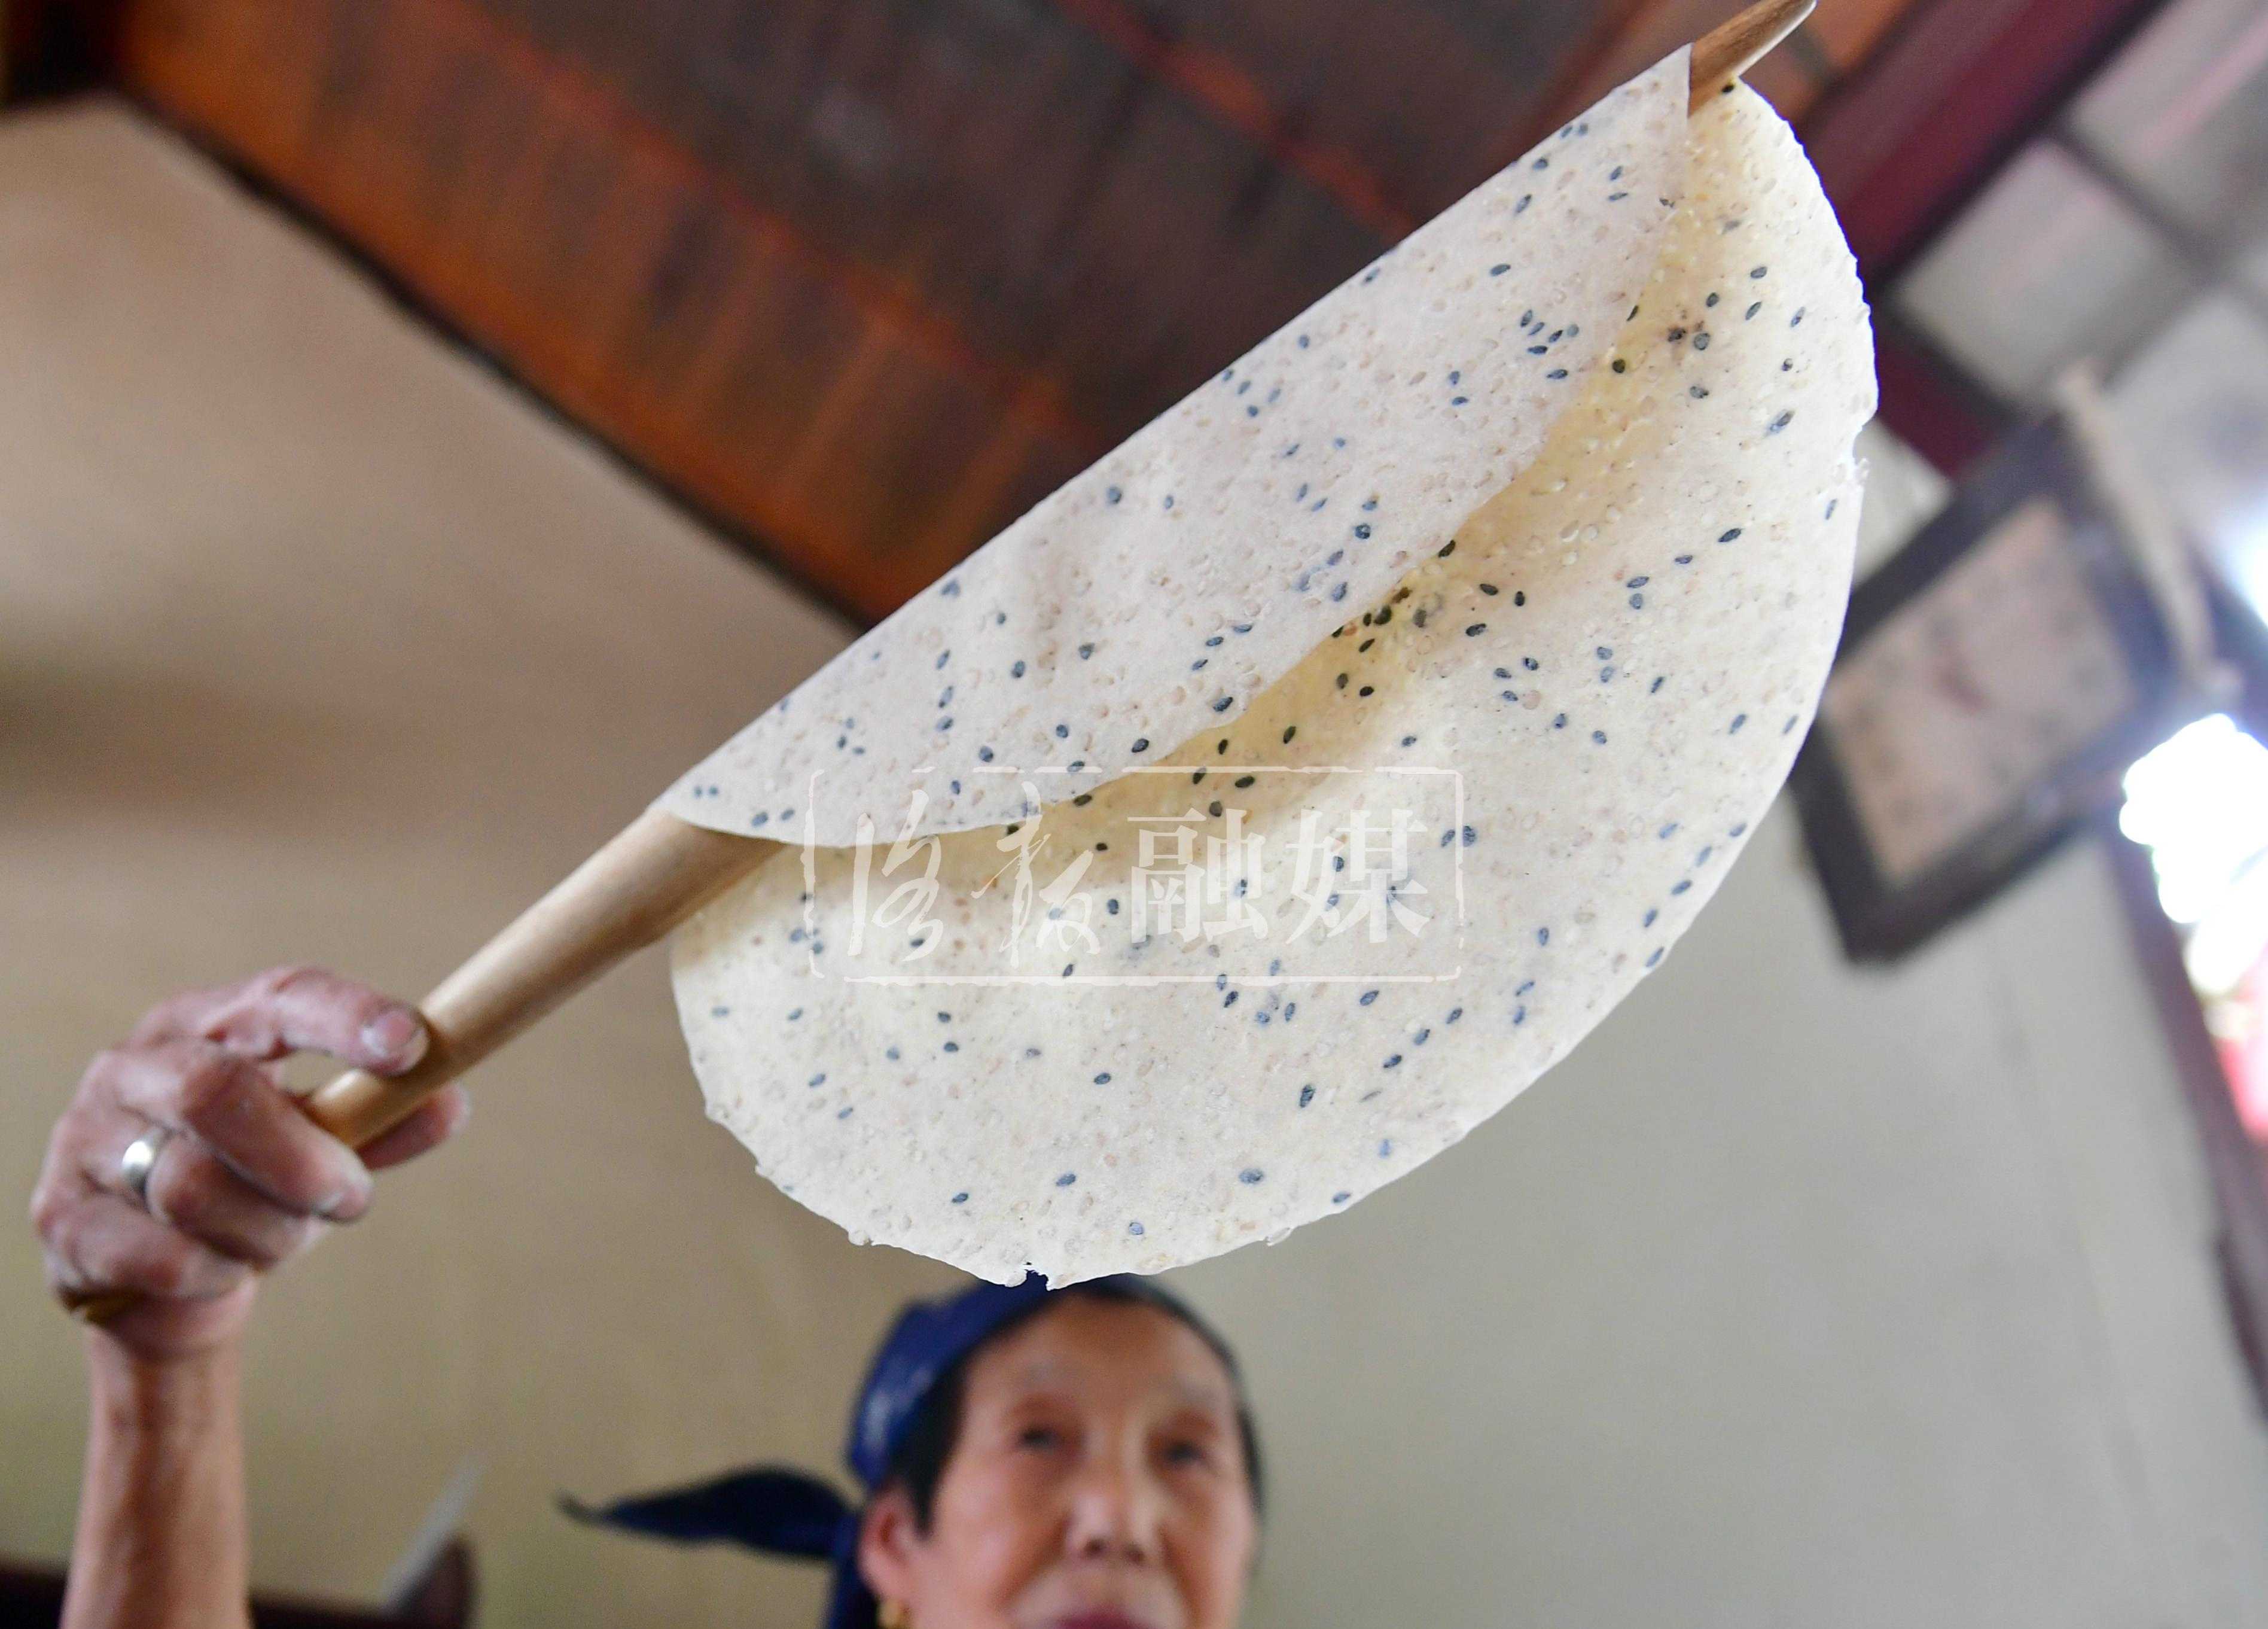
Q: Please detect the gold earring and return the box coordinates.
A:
[879,1601,911,1629]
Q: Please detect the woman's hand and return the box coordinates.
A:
[31,965,470,1361]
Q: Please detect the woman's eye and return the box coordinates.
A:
[1017,1424,1063,1451]
[1162,1439,1212,1469]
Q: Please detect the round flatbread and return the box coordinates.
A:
[672,73,1873,1285]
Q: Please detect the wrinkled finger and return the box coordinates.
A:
[150,1143,330,1266]
[126,978,244,1048]
[77,1120,328,1266]
[42,1185,250,1302]
[358,1086,471,1172]
[105,1041,371,1219]
[129,965,428,1074]
[33,1088,124,1218]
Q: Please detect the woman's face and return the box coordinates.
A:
[858,1297,1258,1629]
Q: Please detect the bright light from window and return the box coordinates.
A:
[2188,862,2268,995]
[2120,713,2268,927]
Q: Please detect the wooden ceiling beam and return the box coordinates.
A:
[71,0,1957,616]
[96,0,1102,620]
[1040,0,1418,238]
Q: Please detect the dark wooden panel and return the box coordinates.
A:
[106,0,1103,618]
[1870,322,2006,476]
[89,0,1933,620]
[463,0,1384,431]
[2,0,106,100]
[1048,0,1606,224]
[1803,0,1929,74]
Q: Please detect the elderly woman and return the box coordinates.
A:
[33,967,1264,1629]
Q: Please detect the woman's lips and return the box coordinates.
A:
[1050,1614,1154,1629]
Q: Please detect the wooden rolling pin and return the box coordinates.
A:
[66,0,1812,1324]
[298,810,775,1150]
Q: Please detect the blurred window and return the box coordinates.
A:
[2123,713,2268,1137]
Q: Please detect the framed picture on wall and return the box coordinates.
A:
[1790,385,2215,961]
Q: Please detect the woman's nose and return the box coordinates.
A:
[1064,1459,1163,1564]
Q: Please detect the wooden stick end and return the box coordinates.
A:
[1688,0,1816,111]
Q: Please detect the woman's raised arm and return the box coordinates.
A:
[30,967,468,1629]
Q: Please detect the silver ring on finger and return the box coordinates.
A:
[120,1124,175,1208]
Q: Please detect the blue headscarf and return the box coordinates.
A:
[561,1274,1228,1629]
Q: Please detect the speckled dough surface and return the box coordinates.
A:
[659,54,1688,843]
[672,78,1875,1284]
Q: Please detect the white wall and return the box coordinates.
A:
[4,100,2266,1628]
[1196,803,2268,1627]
